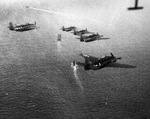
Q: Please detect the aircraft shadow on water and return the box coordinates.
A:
[76,37,110,43]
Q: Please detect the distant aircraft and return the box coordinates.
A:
[71,60,78,69]
[8,21,39,32]
[128,0,143,10]
[77,33,104,42]
[26,6,30,8]
[57,34,62,41]
[61,26,76,32]
[73,53,121,70]
[73,28,90,35]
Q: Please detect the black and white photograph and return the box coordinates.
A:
[0,0,150,119]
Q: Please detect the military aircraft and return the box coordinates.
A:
[73,28,91,35]
[61,26,76,32]
[26,6,30,8]
[71,60,78,69]
[8,21,39,32]
[57,34,62,41]
[77,33,104,42]
[128,0,143,10]
[72,53,122,70]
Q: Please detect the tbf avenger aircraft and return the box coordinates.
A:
[8,21,39,32]
[73,28,90,35]
[57,34,62,41]
[73,53,121,70]
[77,33,103,42]
[61,26,76,32]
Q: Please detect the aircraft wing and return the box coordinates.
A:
[79,53,89,58]
[79,53,99,62]
[76,62,85,66]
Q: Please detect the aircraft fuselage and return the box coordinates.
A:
[74,29,88,35]
[8,22,37,32]
[80,34,102,42]
[62,26,76,32]
[13,24,36,31]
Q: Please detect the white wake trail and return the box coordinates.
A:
[57,41,84,92]
[57,41,61,53]
[27,6,99,23]
[72,66,84,92]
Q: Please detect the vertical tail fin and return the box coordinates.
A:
[135,0,138,7]
[62,26,65,31]
[110,52,114,57]
[79,33,84,41]
[8,22,14,30]
[74,29,77,35]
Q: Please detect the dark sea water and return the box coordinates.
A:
[0,0,150,119]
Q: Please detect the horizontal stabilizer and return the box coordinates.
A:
[128,7,143,10]
[117,57,121,60]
